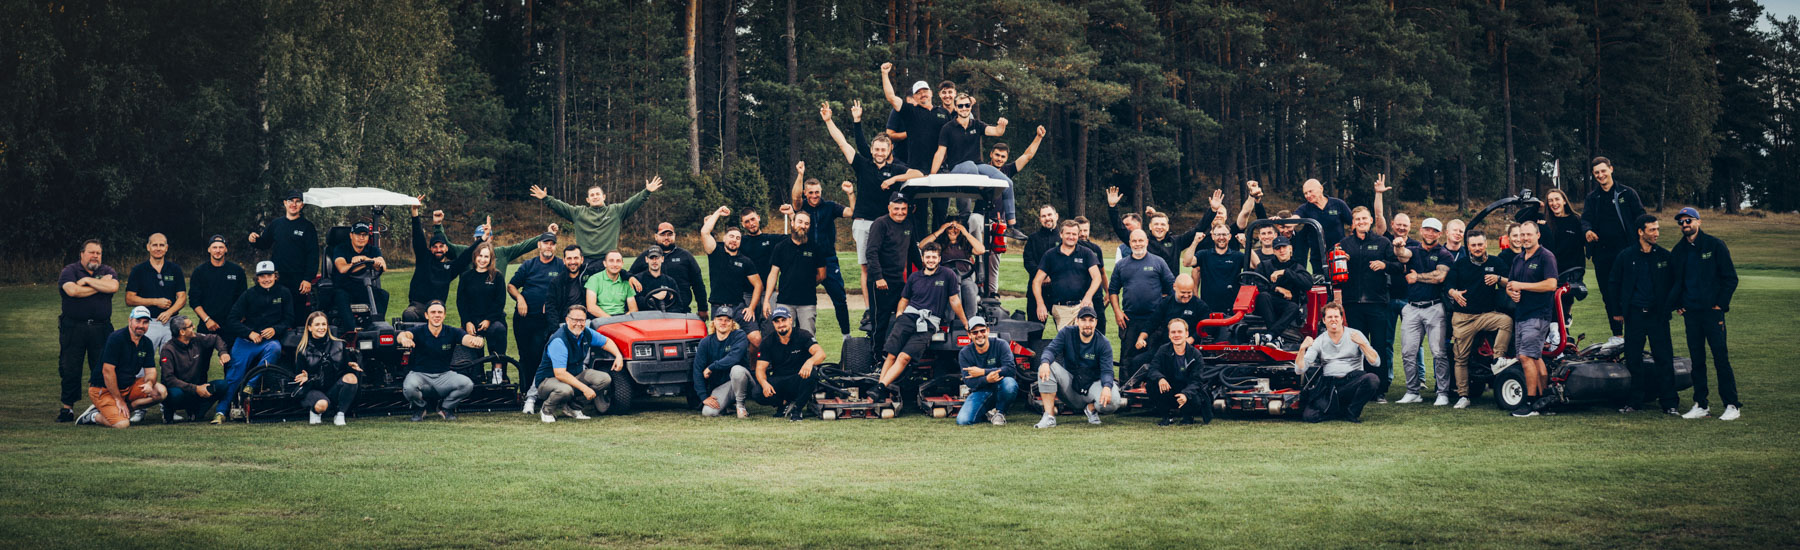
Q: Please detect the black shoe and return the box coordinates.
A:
[1157,417,1176,426]
[409,410,426,422]
[774,403,789,418]
[1346,415,1363,423]
[55,408,74,423]
[441,409,458,421]
[788,404,805,422]
[1179,416,1196,425]
[1663,408,1680,416]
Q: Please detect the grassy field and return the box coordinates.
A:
[2,215,1797,548]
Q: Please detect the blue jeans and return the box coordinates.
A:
[951,161,1016,222]
[822,254,850,335]
[220,338,283,415]
[957,377,1018,425]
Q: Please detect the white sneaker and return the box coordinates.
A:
[522,398,536,414]
[1680,404,1710,419]
[1720,405,1740,421]
[1084,409,1102,425]
[129,409,144,424]
[76,405,99,425]
[1453,397,1471,409]
[570,410,591,420]
[170,412,187,422]
[1493,357,1518,370]
[736,405,750,419]
[1397,393,1422,404]
[540,412,557,423]
[1433,395,1451,406]
[1605,335,1624,347]
[308,411,322,425]
[987,409,1007,426]
[1034,414,1057,429]
[333,413,347,426]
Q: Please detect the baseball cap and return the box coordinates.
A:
[1076,305,1098,319]
[255,260,277,275]
[536,232,557,243]
[1421,218,1444,232]
[473,225,489,241]
[350,222,372,234]
[643,245,664,258]
[282,189,304,201]
[910,81,930,94]
[655,222,675,236]
[771,306,793,320]
[889,192,908,204]
[207,234,228,246]
[713,304,736,319]
[429,235,449,247]
[967,316,989,328]
[1675,207,1701,221]
[1272,236,1292,248]
[129,306,152,320]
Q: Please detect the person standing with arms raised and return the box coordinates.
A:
[530,175,662,276]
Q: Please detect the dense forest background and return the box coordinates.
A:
[5,0,1799,260]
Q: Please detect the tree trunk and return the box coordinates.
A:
[1458,155,1469,209]
[685,0,700,175]
[1074,124,1090,217]
[720,0,740,162]
[1503,36,1516,196]
[784,0,799,184]
[555,23,568,196]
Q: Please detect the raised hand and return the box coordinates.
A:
[795,161,805,175]
[713,206,732,219]
[529,185,549,200]
[880,62,893,75]
[645,175,664,192]
[432,209,445,225]
[850,99,862,122]
[1246,180,1263,199]
[411,195,425,217]
[1105,186,1123,207]
[841,181,854,195]
[1373,173,1390,194]
[1209,189,1225,212]
[819,102,833,122]
[1036,125,1047,138]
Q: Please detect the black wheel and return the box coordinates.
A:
[842,336,875,375]
[1493,368,1526,410]
[607,371,635,415]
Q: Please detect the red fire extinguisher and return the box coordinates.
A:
[989,221,1008,253]
[1329,244,1350,284]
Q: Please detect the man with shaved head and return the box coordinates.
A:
[125,233,187,354]
[1295,179,1353,273]
[1109,229,1175,369]
[1121,274,1210,385]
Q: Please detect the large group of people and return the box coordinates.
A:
[55,62,1744,430]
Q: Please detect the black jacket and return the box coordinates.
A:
[629,243,707,313]
[1022,225,1060,276]
[408,216,476,304]
[1144,343,1206,401]
[1667,230,1738,312]
[866,215,917,286]
[226,284,294,341]
[296,339,362,392]
[547,269,587,318]
[1337,231,1403,304]
[1608,244,1675,319]
[251,216,320,280]
[1582,184,1647,252]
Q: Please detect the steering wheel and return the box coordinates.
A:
[942,258,975,277]
[637,287,679,312]
[1237,271,1273,287]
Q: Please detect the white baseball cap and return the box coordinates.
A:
[910,81,930,94]
[1421,218,1444,232]
[129,306,152,320]
[255,261,277,275]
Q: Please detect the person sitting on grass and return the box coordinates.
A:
[76,307,166,428]
[955,316,1017,426]
[1143,318,1210,426]
[397,301,484,422]
[1033,306,1122,429]
[1296,302,1382,423]
[157,315,230,423]
[754,306,826,422]
[537,305,622,423]
[693,305,753,419]
[292,311,361,426]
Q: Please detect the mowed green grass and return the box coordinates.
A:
[2,227,1797,548]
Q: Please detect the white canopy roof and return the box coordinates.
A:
[902,173,1010,189]
[302,187,422,208]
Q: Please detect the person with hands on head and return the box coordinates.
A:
[1032,220,1103,330]
[457,240,510,358]
[292,311,362,426]
[693,305,753,419]
[955,316,1017,426]
[328,222,389,329]
[215,261,293,424]
[920,217,986,318]
[124,233,186,353]
[396,301,484,422]
[1505,221,1560,417]
[1669,208,1741,421]
[157,315,232,423]
[1032,306,1120,429]
[507,232,565,412]
[403,198,478,322]
[754,306,826,422]
[872,242,968,402]
[187,235,246,337]
[783,159,856,333]
[1296,302,1382,423]
[75,306,165,428]
[55,239,120,422]
[628,222,706,314]
[247,190,319,321]
[530,175,662,274]
[701,206,766,325]
[1109,229,1175,369]
[1445,230,1517,409]
[1143,319,1210,426]
[535,305,621,423]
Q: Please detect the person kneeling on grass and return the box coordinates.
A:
[694,305,753,419]
[537,305,622,423]
[157,315,231,423]
[293,311,361,426]
[1296,302,1382,423]
[397,301,485,422]
[1033,306,1122,429]
[872,243,968,402]
[956,316,1017,426]
[755,307,826,422]
[77,307,166,428]
[1143,319,1210,426]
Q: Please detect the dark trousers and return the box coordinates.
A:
[512,313,552,393]
[1146,382,1211,422]
[57,318,111,407]
[275,274,312,326]
[301,380,361,415]
[1622,307,1678,410]
[1023,267,1042,338]
[401,301,429,323]
[470,319,509,357]
[1302,371,1380,423]
[1344,303,1395,396]
[164,381,226,421]
[1592,246,1625,336]
[1118,314,1158,370]
[753,374,818,409]
[1683,309,1737,409]
[870,284,903,343]
[332,286,390,328]
[1256,293,1301,334]
[821,255,851,335]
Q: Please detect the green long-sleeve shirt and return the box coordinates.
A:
[542,189,651,258]
[433,224,542,266]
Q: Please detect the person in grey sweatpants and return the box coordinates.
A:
[396,302,485,421]
[1398,220,1456,404]
[1033,307,1124,429]
[695,305,753,418]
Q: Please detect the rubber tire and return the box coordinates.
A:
[1494,369,1527,410]
[842,337,875,376]
[608,373,635,415]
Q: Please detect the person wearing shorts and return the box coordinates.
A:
[76,307,165,428]
[1507,221,1559,417]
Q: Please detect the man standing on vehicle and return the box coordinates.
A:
[248,190,318,325]
[508,233,564,412]
[74,307,165,428]
[1583,157,1647,347]
[927,93,1012,223]
[187,236,246,338]
[1110,229,1175,369]
[1505,221,1559,417]
[955,316,1017,426]
[628,222,705,314]
[782,161,855,334]
[1339,207,1404,402]
[865,195,917,344]
[158,315,231,423]
[536,305,621,423]
[530,176,663,275]
[872,242,968,402]
[397,301,484,421]
[217,261,293,424]
[328,223,389,329]
[125,233,186,354]
[764,211,827,335]
[1032,220,1102,330]
[1670,208,1741,421]
[1445,230,1517,409]
[1608,214,1679,415]
[701,207,765,325]
[1295,179,1354,273]
[1033,306,1120,428]
[754,306,826,422]
[55,240,119,422]
[693,305,752,419]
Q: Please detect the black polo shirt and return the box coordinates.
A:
[93,328,153,389]
[1448,254,1506,315]
[936,118,989,169]
[406,325,467,374]
[188,261,247,325]
[58,263,118,322]
[758,328,818,377]
[708,248,761,305]
[769,239,823,306]
[126,261,186,318]
[1036,245,1100,305]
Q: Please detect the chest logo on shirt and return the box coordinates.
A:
[163,275,177,283]
[1701,252,1713,259]
[1083,352,1096,360]
[226,275,238,281]
[1328,209,1340,216]
[934,280,945,287]
[801,251,813,258]
[1656,261,1668,269]
[1073,258,1085,264]
[1140,266,1155,272]
[271,298,283,304]
[1527,262,1539,270]
[1365,245,1379,251]
[1617,197,1628,205]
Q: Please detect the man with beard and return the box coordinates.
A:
[1397,217,1455,406]
[783,161,857,335]
[865,195,918,345]
[1670,208,1741,421]
[1033,306,1120,428]
[507,232,564,413]
[1109,230,1174,369]
[530,176,663,276]
[397,301,485,421]
[327,223,389,329]
[754,307,827,422]
[1446,230,1516,409]
[1032,220,1102,331]
[737,209,783,272]
[1022,204,1061,337]
[763,211,827,335]
[822,99,921,312]
[187,236,246,337]
[75,307,165,428]
[628,222,706,314]
[871,243,967,402]
[700,207,765,325]
[402,202,476,322]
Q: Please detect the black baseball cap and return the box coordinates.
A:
[1076,305,1098,319]
[282,189,304,201]
[713,304,736,319]
[1272,236,1291,248]
[207,234,228,246]
[889,192,908,204]
[536,232,557,243]
[643,245,664,258]
[429,235,449,247]
[350,222,372,234]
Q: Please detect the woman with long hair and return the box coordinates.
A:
[294,311,361,425]
[456,241,509,357]
[1535,188,1587,277]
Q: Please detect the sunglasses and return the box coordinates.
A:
[1678,218,1697,226]
[956,103,972,108]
